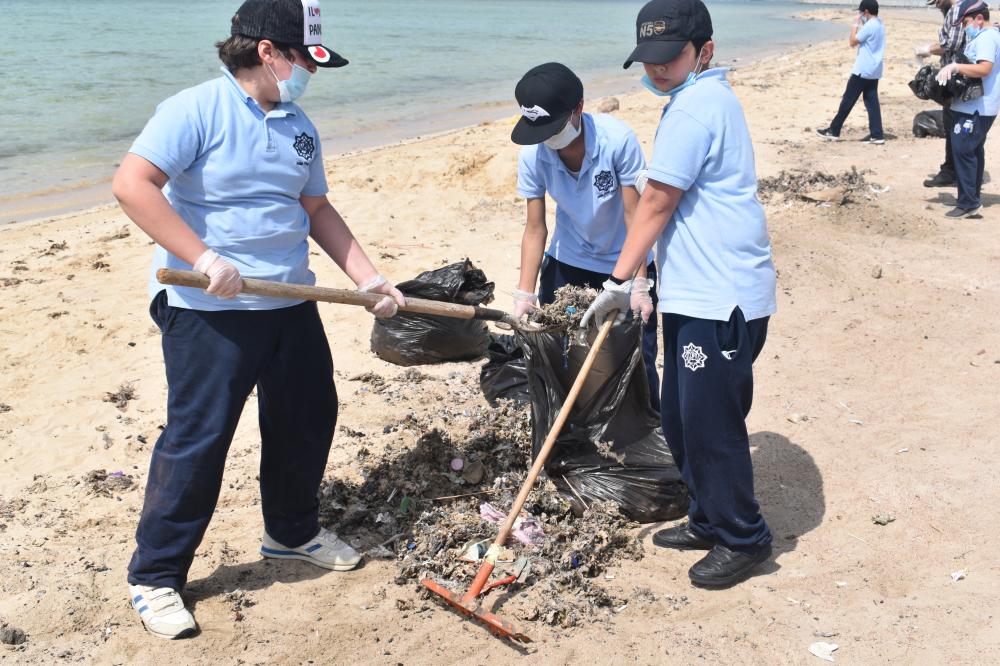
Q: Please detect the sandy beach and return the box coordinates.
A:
[2,8,999,664]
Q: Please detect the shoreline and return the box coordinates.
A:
[0,13,847,229]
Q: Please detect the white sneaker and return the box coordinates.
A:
[128,584,197,639]
[260,527,361,571]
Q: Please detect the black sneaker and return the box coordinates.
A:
[688,543,772,588]
[652,524,714,551]
[944,206,982,218]
[860,134,885,145]
[815,128,840,140]
[923,172,957,187]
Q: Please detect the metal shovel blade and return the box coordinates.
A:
[420,578,532,644]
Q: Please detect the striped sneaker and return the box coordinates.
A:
[260,527,361,571]
[128,584,197,639]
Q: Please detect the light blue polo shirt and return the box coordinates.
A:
[516,113,650,274]
[952,27,1000,117]
[131,67,329,311]
[852,17,885,79]
[646,68,776,322]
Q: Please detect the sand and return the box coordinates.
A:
[1,8,999,664]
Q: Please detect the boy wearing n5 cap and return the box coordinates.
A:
[816,0,886,143]
[581,0,777,588]
[112,0,403,639]
[511,62,661,409]
[936,0,1000,218]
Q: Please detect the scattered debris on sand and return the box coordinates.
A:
[0,623,27,646]
[103,382,137,411]
[83,470,135,497]
[529,285,598,332]
[317,399,644,628]
[757,167,876,205]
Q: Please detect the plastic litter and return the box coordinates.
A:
[951,570,966,582]
[809,642,839,662]
[479,502,546,546]
[370,259,493,366]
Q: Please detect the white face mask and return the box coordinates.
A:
[544,113,581,150]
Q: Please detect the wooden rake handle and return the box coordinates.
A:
[156,268,512,323]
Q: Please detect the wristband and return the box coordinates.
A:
[608,275,628,285]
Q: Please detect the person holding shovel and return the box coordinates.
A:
[581,0,777,588]
[111,0,404,639]
[510,62,661,408]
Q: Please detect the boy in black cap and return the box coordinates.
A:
[511,62,660,408]
[816,0,886,143]
[581,0,777,588]
[112,0,402,639]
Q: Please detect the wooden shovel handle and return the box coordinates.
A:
[156,268,510,323]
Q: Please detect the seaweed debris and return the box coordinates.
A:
[757,167,875,204]
[529,285,598,332]
[83,469,135,497]
[317,399,643,628]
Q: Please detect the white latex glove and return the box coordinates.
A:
[358,274,406,318]
[193,249,242,298]
[914,44,932,58]
[630,276,655,324]
[579,278,631,329]
[512,288,537,319]
[936,63,959,85]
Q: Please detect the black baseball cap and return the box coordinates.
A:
[955,0,987,22]
[624,0,713,69]
[511,63,584,145]
[232,0,348,68]
[858,0,879,14]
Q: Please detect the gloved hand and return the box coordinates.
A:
[579,278,631,329]
[936,63,959,84]
[512,288,537,319]
[914,44,932,58]
[630,276,655,324]
[358,274,406,318]
[193,249,242,298]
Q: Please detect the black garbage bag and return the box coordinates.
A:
[479,333,530,406]
[520,320,689,523]
[370,260,493,366]
[913,109,946,138]
[909,63,984,106]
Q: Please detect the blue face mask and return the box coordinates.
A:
[268,57,312,103]
[965,25,983,41]
[640,46,705,98]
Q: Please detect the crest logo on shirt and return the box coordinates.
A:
[593,169,616,197]
[293,133,316,161]
[682,343,707,372]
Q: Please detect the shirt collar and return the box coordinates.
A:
[219,66,297,119]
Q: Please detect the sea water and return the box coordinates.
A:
[0,0,842,221]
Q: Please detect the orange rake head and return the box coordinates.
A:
[421,578,532,644]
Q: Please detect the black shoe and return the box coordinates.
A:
[815,128,840,140]
[944,205,982,218]
[923,172,957,187]
[859,134,885,145]
[688,543,772,588]
[652,524,714,551]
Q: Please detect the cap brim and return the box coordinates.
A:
[511,110,572,146]
[295,45,349,68]
[623,40,688,69]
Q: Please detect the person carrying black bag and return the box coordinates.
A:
[915,0,968,187]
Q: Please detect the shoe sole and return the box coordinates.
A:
[816,133,840,141]
[946,210,982,219]
[688,549,772,588]
[140,622,198,640]
[260,549,360,571]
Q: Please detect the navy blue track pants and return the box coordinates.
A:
[127,291,338,590]
[660,308,772,553]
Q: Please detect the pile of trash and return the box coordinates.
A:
[317,399,645,628]
[529,285,598,332]
[757,167,879,205]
